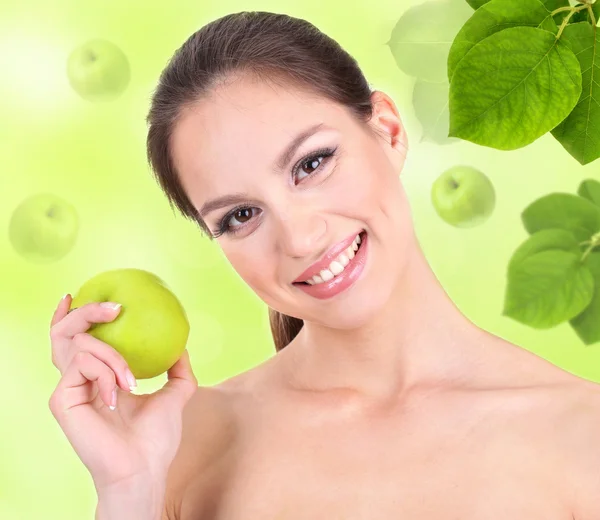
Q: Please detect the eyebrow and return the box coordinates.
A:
[198,122,326,219]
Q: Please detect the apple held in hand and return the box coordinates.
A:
[67,39,130,102]
[431,165,496,227]
[9,193,79,263]
[70,268,190,379]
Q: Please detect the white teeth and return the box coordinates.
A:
[319,269,334,282]
[304,233,364,285]
[329,261,344,275]
[338,253,350,267]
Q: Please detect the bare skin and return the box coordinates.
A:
[165,73,600,519]
[168,339,600,520]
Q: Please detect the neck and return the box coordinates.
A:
[280,234,498,404]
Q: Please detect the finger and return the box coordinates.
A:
[50,301,122,341]
[72,333,136,393]
[50,294,71,328]
[51,351,117,415]
[159,350,198,405]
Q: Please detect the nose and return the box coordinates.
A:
[276,205,327,259]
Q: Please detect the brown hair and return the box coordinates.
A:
[145,11,383,352]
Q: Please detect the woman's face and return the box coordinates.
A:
[171,75,411,329]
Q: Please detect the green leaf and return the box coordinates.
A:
[387,0,473,83]
[578,179,600,207]
[508,228,581,273]
[541,0,569,8]
[538,11,562,33]
[448,27,582,150]
[413,79,460,145]
[503,250,595,328]
[522,193,600,242]
[448,0,558,82]
[550,23,600,165]
[466,0,488,8]
[570,252,600,345]
[466,0,570,16]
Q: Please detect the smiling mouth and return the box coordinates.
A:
[293,230,367,286]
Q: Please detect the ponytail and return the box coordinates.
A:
[268,307,304,352]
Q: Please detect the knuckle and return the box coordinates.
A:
[119,359,129,373]
[102,369,116,388]
[72,332,86,345]
[48,392,59,415]
[112,350,127,366]
[87,302,102,313]
[74,350,88,363]
[106,351,124,373]
[49,326,61,343]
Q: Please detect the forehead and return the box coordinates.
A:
[170,77,346,202]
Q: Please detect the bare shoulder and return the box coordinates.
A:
[545,376,600,519]
[163,381,241,519]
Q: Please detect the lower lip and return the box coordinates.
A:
[293,232,368,300]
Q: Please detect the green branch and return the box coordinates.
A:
[582,231,600,263]
[555,4,589,40]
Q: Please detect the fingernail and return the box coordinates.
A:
[61,293,69,301]
[125,368,137,391]
[109,388,117,410]
[100,302,122,311]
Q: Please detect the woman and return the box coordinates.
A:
[49,11,600,519]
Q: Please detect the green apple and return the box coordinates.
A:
[67,39,130,102]
[8,193,79,263]
[70,268,190,379]
[431,165,496,227]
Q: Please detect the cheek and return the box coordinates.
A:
[223,247,275,292]
[354,147,400,212]
[356,145,412,236]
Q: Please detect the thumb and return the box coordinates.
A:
[157,349,198,406]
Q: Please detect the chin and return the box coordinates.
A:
[307,290,390,330]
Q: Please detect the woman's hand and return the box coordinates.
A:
[48,294,198,492]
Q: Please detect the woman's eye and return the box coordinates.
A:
[296,157,322,181]
[229,207,256,228]
[296,156,323,184]
[293,147,336,184]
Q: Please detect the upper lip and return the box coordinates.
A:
[293,230,364,283]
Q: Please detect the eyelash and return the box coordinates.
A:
[211,146,338,238]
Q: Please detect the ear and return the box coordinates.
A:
[368,90,408,169]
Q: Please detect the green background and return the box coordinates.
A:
[1,0,598,517]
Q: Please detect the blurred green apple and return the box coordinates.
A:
[67,39,130,102]
[70,268,189,379]
[431,165,496,227]
[8,193,79,263]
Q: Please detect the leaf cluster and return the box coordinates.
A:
[450,0,600,165]
[504,178,600,344]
